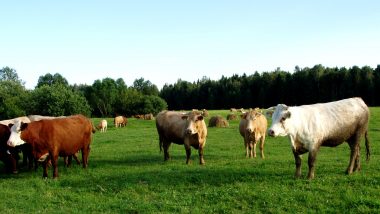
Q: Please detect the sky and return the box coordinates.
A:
[1,0,379,89]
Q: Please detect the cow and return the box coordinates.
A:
[266,97,370,179]
[239,109,267,159]
[0,124,19,173]
[114,116,127,128]
[155,110,207,165]
[96,119,108,132]
[7,114,94,178]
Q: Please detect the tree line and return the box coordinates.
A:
[0,67,167,120]
[160,64,380,110]
[1,64,379,120]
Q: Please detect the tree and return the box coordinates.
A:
[0,66,23,84]
[132,77,159,96]
[0,81,28,119]
[37,73,69,88]
[28,84,91,116]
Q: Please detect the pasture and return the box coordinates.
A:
[0,108,379,213]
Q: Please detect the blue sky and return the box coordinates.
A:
[1,0,379,89]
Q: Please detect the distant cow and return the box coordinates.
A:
[156,111,207,164]
[7,114,94,178]
[114,116,127,128]
[239,109,267,158]
[97,119,108,132]
[144,113,154,120]
[266,97,370,179]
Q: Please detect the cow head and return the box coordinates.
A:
[242,110,262,141]
[182,113,204,136]
[267,104,291,137]
[7,120,28,147]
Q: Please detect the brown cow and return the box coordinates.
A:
[239,109,267,158]
[114,116,127,128]
[7,114,94,178]
[156,111,207,165]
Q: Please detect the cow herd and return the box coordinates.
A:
[0,97,371,180]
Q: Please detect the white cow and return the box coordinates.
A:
[266,97,370,179]
[96,119,108,132]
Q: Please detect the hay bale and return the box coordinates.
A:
[226,113,237,120]
[208,115,229,128]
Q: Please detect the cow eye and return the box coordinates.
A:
[280,117,286,122]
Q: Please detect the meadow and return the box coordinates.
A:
[0,108,379,213]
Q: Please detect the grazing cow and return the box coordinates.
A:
[266,97,370,179]
[96,119,108,132]
[144,113,154,120]
[114,116,127,128]
[239,109,267,158]
[156,111,207,164]
[7,114,94,178]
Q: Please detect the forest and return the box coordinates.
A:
[160,64,380,110]
[1,64,379,119]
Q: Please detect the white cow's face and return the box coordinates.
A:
[182,113,204,135]
[7,120,27,147]
[267,104,291,137]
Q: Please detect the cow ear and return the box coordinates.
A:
[20,122,28,130]
[284,111,291,119]
[265,107,275,117]
[197,115,204,121]
[240,112,247,119]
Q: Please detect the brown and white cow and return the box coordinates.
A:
[266,97,370,179]
[96,119,108,132]
[7,114,94,178]
[114,116,127,128]
[239,109,267,158]
[155,111,207,165]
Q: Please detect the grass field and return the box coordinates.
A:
[0,108,379,213]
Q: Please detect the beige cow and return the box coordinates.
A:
[96,119,108,132]
[155,111,207,165]
[114,116,127,128]
[239,109,267,158]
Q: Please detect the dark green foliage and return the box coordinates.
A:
[36,73,69,88]
[160,65,380,109]
[0,81,28,120]
[27,84,91,116]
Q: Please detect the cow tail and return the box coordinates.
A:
[365,131,370,162]
[159,137,163,153]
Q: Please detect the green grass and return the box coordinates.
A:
[0,108,379,213]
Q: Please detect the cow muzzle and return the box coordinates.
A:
[268,129,275,137]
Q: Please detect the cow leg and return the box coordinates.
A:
[260,136,265,159]
[163,142,171,161]
[293,150,302,178]
[307,149,319,180]
[82,146,90,168]
[73,153,81,165]
[252,142,257,158]
[184,144,191,164]
[198,146,205,165]
[347,136,360,174]
[354,144,361,172]
[42,158,49,178]
[244,138,250,158]
[51,154,59,178]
